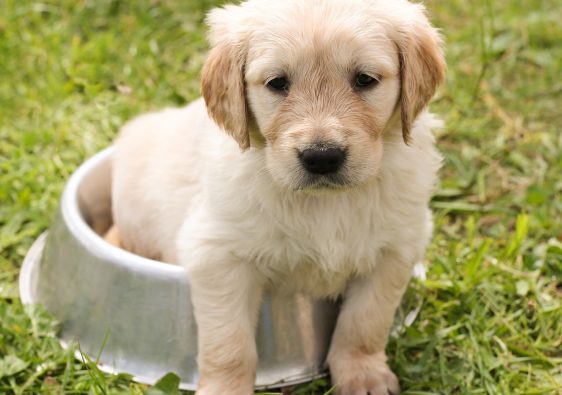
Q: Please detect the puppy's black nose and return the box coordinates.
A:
[299,148,346,174]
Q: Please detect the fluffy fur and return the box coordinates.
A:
[110,0,445,394]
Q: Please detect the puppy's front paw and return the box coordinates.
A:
[196,375,254,395]
[196,384,253,395]
[329,350,400,395]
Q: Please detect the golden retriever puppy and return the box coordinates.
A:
[110,0,445,394]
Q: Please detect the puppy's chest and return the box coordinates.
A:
[250,201,385,295]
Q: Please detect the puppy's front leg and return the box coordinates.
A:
[328,250,415,395]
[189,260,263,395]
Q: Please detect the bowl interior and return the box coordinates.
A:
[76,152,114,237]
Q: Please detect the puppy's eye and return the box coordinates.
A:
[267,77,289,92]
[355,73,380,89]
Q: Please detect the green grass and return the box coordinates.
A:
[1,0,561,393]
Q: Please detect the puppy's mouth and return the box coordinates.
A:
[294,173,351,192]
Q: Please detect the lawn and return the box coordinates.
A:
[1,0,561,394]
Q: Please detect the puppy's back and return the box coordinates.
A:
[111,99,209,263]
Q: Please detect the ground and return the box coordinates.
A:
[0,0,561,394]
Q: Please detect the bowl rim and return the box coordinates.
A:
[61,148,187,278]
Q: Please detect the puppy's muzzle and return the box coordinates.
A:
[299,147,346,175]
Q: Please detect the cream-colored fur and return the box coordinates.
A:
[111,0,445,394]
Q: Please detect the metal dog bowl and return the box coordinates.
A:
[18,148,342,390]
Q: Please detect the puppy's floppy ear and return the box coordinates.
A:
[201,6,250,150]
[396,10,446,144]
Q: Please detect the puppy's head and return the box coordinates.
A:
[202,0,445,191]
